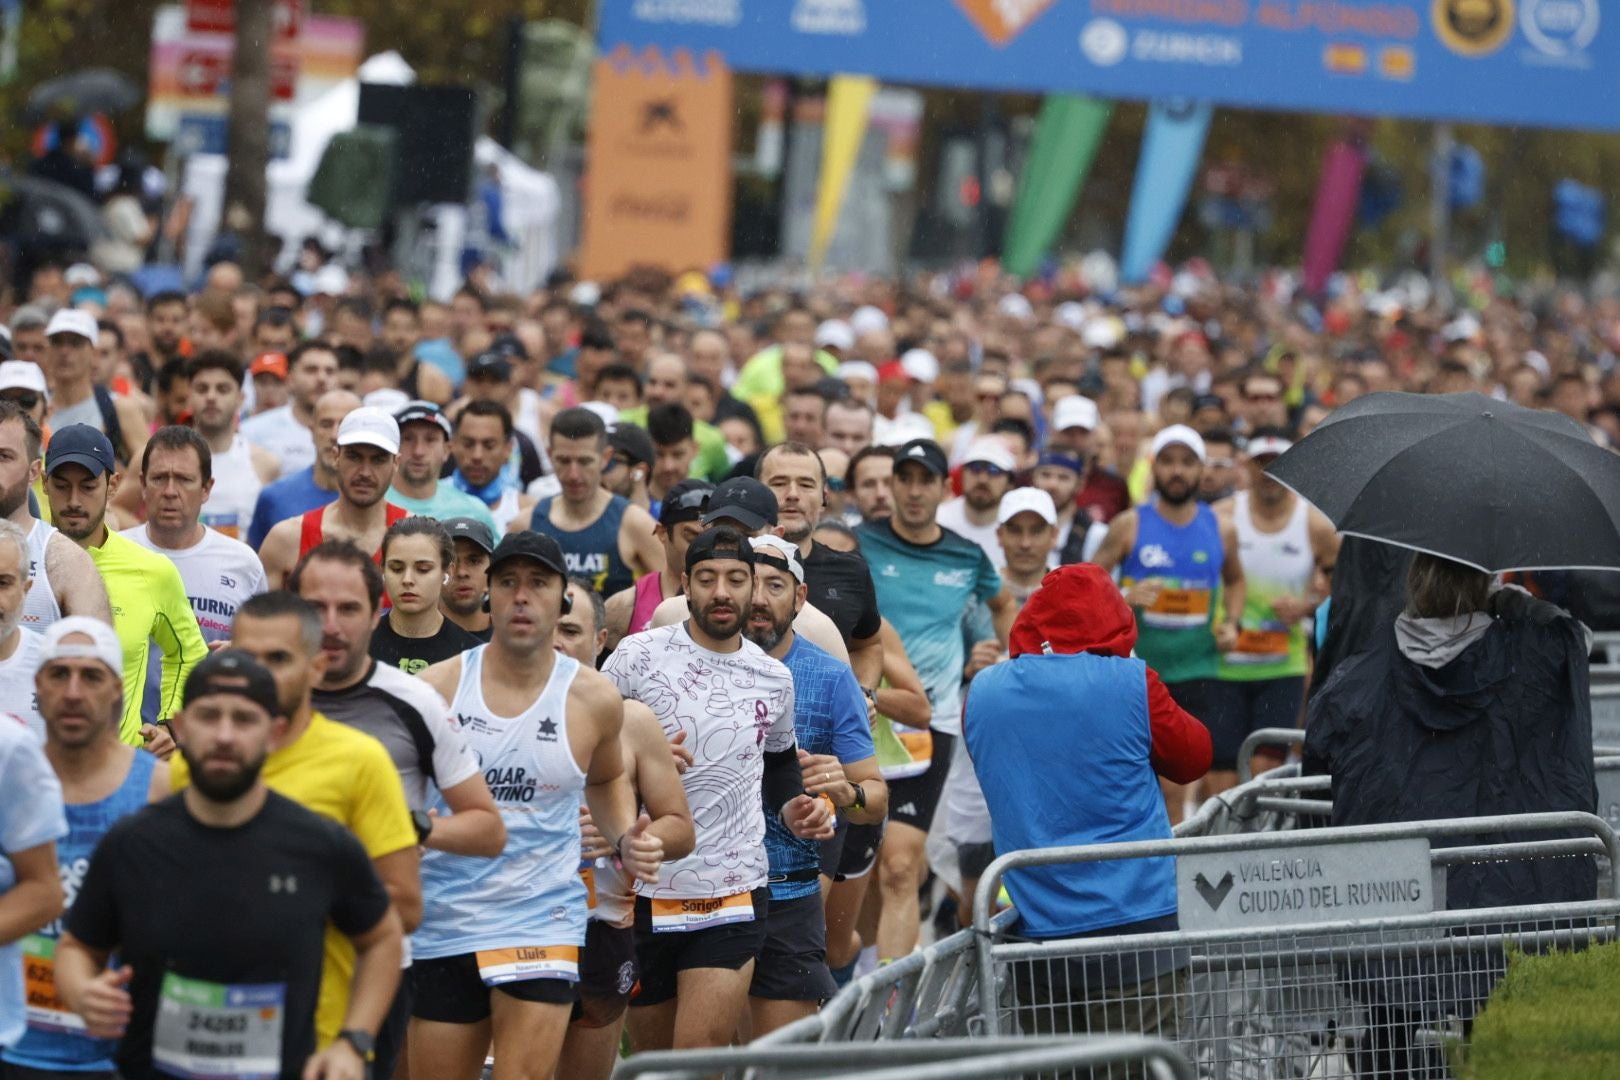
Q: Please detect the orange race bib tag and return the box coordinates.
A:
[1142,586,1213,629]
[897,729,933,760]
[475,946,580,986]
[1230,627,1290,659]
[22,935,85,1034]
[580,865,598,910]
[650,892,755,934]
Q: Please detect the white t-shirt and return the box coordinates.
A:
[200,435,267,541]
[937,496,1004,568]
[0,718,66,1046]
[0,629,44,742]
[239,405,315,474]
[123,525,268,642]
[601,622,796,900]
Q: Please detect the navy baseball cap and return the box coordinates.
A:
[701,477,778,533]
[607,422,656,469]
[395,400,452,439]
[45,424,117,477]
[467,352,513,382]
[183,650,283,719]
[660,479,714,527]
[487,531,568,578]
[685,527,755,574]
[894,438,949,478]
[442,516,496,555]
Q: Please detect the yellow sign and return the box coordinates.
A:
[1432,0,1515,56]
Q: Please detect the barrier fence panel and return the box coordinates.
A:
[972,812,1620,1078]
[612,1035,1195,1080]
[1235,730,1307,785]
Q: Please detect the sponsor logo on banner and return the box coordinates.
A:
[1080,18,1128,66]
[1323,43,1369,75]
[955,0,1057,46]
[1519,0,1598,63]
[1433,0,1516,56]
[1379,45,1418,78]
[631,0,741,26]
[792,0,865,36]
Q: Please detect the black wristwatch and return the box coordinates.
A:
[337,1029,375,1062]
[411,809,434,845]
[848,781,866,812]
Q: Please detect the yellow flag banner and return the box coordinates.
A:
[808,74,877,274]
[580,46,733,280]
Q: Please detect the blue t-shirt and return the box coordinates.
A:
[857,520,1000,737]
[0,722,68,1049]
[246,467,337,550]
[762,636,875,901]
[386,485,499,535]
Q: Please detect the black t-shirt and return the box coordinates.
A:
[370,615,483,675]
[803,540,882,645]
[67,793,391,1080]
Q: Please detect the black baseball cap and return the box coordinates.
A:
[487,531,568,578]
[467,352,513,382]
[183,649,283,719]
[442,516,495,555]
[488,333,529,362]
[395,400,452,438]
[607,422,655,469]
[660,479,714,527]
[701,476,778,532]
[685,527,755,574]
[894,438,949,478]
[45,424,117,477]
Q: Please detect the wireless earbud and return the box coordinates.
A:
[481,593,491,614]
[561,590,574,616]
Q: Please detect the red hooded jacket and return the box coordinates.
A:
[1009,564,1212,783]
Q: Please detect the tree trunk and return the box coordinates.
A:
[224,0,273,279]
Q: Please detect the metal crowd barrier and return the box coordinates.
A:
[613,1036,1195,1080]
[1177,769,1331,839]
[1233,729,1306,786]
[971,811,1620,1079]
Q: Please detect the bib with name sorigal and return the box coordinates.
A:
[152,972,285,1080]
[475,946,580,986]
[21,934,85,1034]
[650,891,755,933]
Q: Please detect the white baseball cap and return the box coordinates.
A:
[64,263,102,288]
[570,281,603,308]
[362,388,411,415]
[850,305,889,336]
[336,406,401,454]
[900,348,939,384]
[962,436,1016,473]
[815,319,855,352]
[40,616,123,678]
[997,487,1058,527]
[312,264,350,297]
[1052,394,1100,433]
[998,293,1035,323]
[1150,424,1207,464]
[1246,434,1294,459]
[749,535,805,584]
[837,360,878,384]
[0,361,47,394]
[44,309,98,342]
[1053,301,1087,331]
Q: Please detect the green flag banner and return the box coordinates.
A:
[1003,95,1112,278]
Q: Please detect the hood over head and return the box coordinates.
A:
[1009,563,1137,659]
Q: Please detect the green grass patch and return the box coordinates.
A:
[1461,941,1620,1079]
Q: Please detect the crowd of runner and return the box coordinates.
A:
[0,256,1615,1079]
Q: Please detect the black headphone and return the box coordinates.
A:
[481,590,573,615]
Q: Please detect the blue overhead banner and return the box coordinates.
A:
[600,1,1618,131]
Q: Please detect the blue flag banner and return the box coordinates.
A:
[601,1,1618,131]
[1120,99,1213,284]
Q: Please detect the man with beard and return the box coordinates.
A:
[935,437,1017,566]
[1030,450,1106,566]
[45,426,206,751]
[246,390,359,551]
[1199,428,1241,504]
[742,535,884,1037]
[1049,395,1130,524]
[1092,425,1245,824]
[167,592,420,1055]
[186,350,280,540]
[259,407,410,587]
[0,404,111,634]
[241,341,342,475]
[386,402,499,534]
[448,400,528,533]
[414,533,666,1080]
[42,310,147,470]
[604,479,712,649]
[1,618,168,1077]
[856,439,1013,965]
[846,446,893,526]
[439,517,494,640]
[603,527,832,1053]
[56,650,403,1080]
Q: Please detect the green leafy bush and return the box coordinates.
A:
[1462,942,1620,1079]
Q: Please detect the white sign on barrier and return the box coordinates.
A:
[1177,837,1433,931]
[1592,685,1620,746]
[1597,766,1620,832]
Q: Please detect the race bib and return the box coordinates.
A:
[475,946,580,986]
[152,973,284,1080]
[1141,585,1213,629]
[1228,626,1290,662]
[580,865,598,910]
[650,892,755,934]
[22,934,86,1034]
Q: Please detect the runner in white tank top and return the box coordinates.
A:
[199,435,265,540]
[21,520,61,629]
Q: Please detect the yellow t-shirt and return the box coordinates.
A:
[172,711,415,1045]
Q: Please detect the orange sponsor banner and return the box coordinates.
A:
[954,0,1057,46]
[580,46,733,281]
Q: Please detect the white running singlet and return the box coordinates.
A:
[0,628,43,741]
[413,647,588,973]
[20,521,60,630]
[601,622,796,901]
[199,436,266,540]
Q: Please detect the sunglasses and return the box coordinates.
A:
[668,488,712,511]
[964,462,1009,477]
[1,393,40,410]
[1246,392,1281,403]
[826,477,846,493]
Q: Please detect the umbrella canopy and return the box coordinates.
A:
[25,68,140,124]
[0,174,106,250]
[1267,391,1620,573]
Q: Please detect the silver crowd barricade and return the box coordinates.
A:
[612,1036,1196,1080]
[972,811,1620,1079]
[1234,729,1307,785]
[1175,771,1332,839]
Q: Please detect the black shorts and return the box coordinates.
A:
[1204,676,1306,769]
[748,893,837,1003]
[886,730,955,831]
[630,888,770,1007]
[576,919,638,1023]
[956,840,997,881]
[409,951,576,1023]
[818,820,847,878]
[834,820,884,880]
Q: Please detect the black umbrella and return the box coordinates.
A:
[24,68,140,123]
[0,174,106,250]
[1267,391,1620,573]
